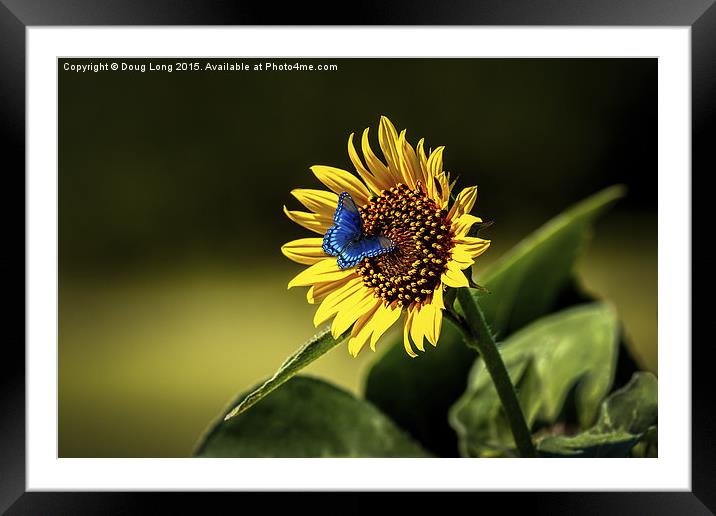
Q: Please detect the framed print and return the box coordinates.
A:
[2,0,708,513]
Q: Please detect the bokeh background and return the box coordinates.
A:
[59,58,657,457]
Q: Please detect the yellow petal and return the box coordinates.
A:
[351,300,379,335]
[417,303,437,347]
[441,266,469,288]
[409,305,430,352]
[378,116,403,185]
[283,206,332,235]
[448,258,471,276]
[307,276,354,304]
[361,128,393,188]
[402,135,424,188]
[426,147,447,204]
[423,287,445,346]
[436,171,452,207]
[448,186,478,220]
[281,238,326,265]
[331,289,378,338]
[452,214,483,237]
[417,139,429,168]
[430,306,443,347]
[427,146,445,182]
[416,138,430,193]
[348,327,371,357]
[431,284,445,310]
[312,276,364,325]
[369,302,403,350]
[307,285,316,302]
[311,165,370,206]
[348,133,383,195]
[450,245,476,269]
[290,189,338,218]
[454,236,491,259]
[347,301,382,356]
[288,258,355,289]
[402,309,418,358]
[347,132,372,178]
[397,130,418,189]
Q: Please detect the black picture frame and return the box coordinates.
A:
[2,1,707,513]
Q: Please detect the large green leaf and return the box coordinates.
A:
[449,303,619,457]
[631,426,658,458]
[361,318,475,458]
[224,327,344,420]
[364,186,625,455]
[473,186,624,335]
[194,376,430,457]
[538,372,657,457]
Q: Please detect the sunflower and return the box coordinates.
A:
[281,116,490,357]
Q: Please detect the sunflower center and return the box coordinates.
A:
[356,183,453,307]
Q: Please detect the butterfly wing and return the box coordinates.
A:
[337,235,396,269]
[322,192,363,256]
[322,192,395,269]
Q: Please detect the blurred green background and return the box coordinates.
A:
[59,58,657,457]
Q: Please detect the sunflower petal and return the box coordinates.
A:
[307,276,354,304]
[416,138,430,192]
[369,302,403,350]
[436,171,452,207]
[418,303,437,347]
[347,300,382,356]
[429,306,443,347]
[427,146,445,181]
[347,326,371,357]
[348,133,383,195]
[454,236,491,259]
[281,238,326,265]
[431,284,445,310]
[290,189,338,218]
[423,287,445,345]
[409,305,429,352]
[397,130,418,189]
[283,206,332,235]
[450,245,477,269]
[361,127,392,188]
[312,276,364,325]
[378,116,403,184]
[347,132,372,178]
[441,266,469,288]
[426,146,447,204]
[452,214,483,237]
[288,258,355,289]
[448,186,478,220]
[310,165,371,205]
[331,290,378,338]
[402,309,418,358]
[400,132,421,177]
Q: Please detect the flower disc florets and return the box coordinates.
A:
[356,183,454,308]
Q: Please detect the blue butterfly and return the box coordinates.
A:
[322,192,396,269]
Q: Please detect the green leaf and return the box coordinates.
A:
[538,372,657,457]
[631,426,658,458]
[595,371,657,435]
[472,185,625,335]
[539,430,641,458]
[224,328,344,420]
[194,376,431,457]
[362,318,475,457]
[364,186,625,455]
[449,303,619,457]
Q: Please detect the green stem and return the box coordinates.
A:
[448,288,537,458]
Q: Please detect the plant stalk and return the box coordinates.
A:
[449,288,537,458]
